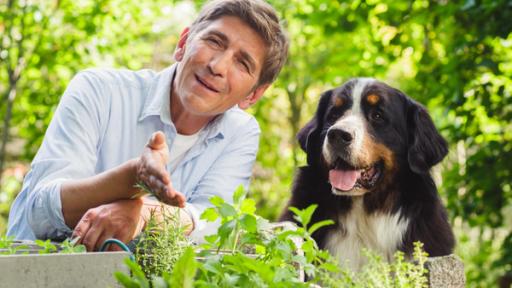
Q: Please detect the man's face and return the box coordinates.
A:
[173,16,269,117]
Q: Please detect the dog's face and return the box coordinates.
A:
[299,78,448,197]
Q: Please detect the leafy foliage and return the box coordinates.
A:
[0,235,86,254]
[1,0,511,286]
[117,186,429,287]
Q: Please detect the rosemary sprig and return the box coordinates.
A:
[132,181,158,199]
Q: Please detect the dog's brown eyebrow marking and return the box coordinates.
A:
[366,94,380,105]
[334,96,344,107]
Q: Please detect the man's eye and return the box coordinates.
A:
[207,37,222,47]
[239,60,250,73]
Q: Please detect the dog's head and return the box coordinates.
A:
[298,78,448,196]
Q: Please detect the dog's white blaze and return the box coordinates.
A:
[324,197,410,271]
[323,78,376,165]
[351,78,374,115]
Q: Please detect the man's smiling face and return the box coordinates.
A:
[173,16,269,117]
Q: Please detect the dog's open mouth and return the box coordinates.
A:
[328,159,383,194]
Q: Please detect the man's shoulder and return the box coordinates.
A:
[76,67,158,89]
[219,107,261,135]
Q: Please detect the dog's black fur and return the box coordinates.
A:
[280,79,454,268]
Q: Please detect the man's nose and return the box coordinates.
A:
[208,52,231,77]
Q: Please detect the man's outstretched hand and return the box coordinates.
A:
[136,131,186,208]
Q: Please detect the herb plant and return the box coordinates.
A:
[115,185,430,287]
[134,204,191,277]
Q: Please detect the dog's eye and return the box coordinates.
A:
[370,110,384,122]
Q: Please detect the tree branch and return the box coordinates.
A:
[0,0,61,182]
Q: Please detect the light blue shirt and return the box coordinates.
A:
[7,64,260,241]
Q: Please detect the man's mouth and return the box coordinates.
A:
[328,158,383,194]
[195,74,220,93]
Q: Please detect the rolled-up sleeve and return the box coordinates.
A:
[185,117,260,241]
[8,71,107,240]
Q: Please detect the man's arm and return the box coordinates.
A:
[9,71,184,241]
[72,116,260,250]
[60,158,139,229]
[61,132,186,229]
[70,132,188,251]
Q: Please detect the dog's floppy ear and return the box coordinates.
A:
[298,90,333,165]
[406,100,448,174]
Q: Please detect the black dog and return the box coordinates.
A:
[280,78,455,270]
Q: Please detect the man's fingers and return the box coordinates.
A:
[147,131,166,150]
[144,166,170,186]
[94,232,111,251]
[160,188,186,208]
[81,225,103,252]
[72,212,93,243]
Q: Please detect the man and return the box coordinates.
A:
[7,0,288,251]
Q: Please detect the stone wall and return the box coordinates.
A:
[426,255,466,288]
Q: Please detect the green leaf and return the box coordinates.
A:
[204,234,218,244]
[209,196,225,207]
[114,271,140,288]
[307,219,334,235]
[169,247,198,288]
[232,185,246,205]
[240,214,257,233]
[219,203,237,218]
[218,220,236,247]
[123,258,150,288]
[240,198,256,215]
[200,207,219,222]
[35,239,57,254]
[289,204,318,228]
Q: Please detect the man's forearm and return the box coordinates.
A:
[61,158,140,229]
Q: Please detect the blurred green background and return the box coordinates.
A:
[1,0,511,286]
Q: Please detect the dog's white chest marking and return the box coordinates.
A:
[324,198,409,271]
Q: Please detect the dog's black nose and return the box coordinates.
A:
[327,128,353,145]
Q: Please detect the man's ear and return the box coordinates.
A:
[238,84,270,109]
[298,90,332,165]
[407,100,448,174]
[174,27,190,62]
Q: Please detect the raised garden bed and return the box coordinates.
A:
[0,241,129,288]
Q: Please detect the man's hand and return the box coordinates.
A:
[72,198,146,251]
[136,131,186,207]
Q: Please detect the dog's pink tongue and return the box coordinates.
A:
[329,169,361,191]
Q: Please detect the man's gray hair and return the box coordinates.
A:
[190,0,289,86]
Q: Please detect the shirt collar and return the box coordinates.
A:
[138,63,225,141]
[138,64,175,123]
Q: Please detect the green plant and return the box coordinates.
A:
[34,239,57,254]
[116,186,430,287]
[134,204,191,278]
[0,235,27,255]
[59,237,87,254]
[0,235,86,255]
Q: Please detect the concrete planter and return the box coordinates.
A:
[0,239,465,288]
[426,255,466,288]
[0,241,129,288]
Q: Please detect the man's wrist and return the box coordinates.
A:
[122,157,142,199]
